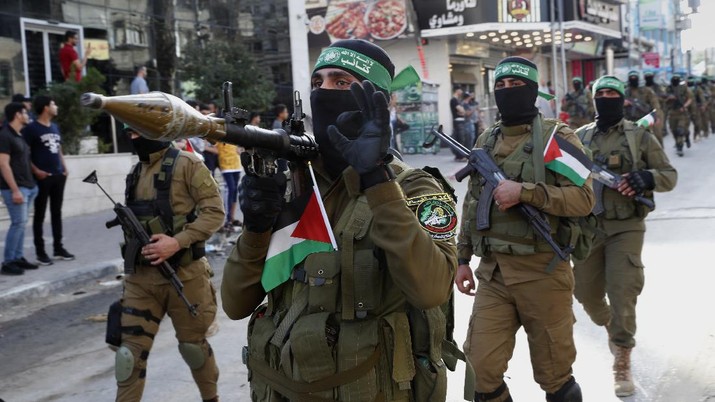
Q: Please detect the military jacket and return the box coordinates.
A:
[221,159,458,401]
[665,84,693,113]
[624,86,662,122]
[457,118,594,285]
[565,89,594,119]
[575,119,677,235]
[125,147,224,284]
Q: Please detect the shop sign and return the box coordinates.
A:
[306,0,410,47]
[643,52,660,68]
[501,0,541,23]
[413,0,483,30]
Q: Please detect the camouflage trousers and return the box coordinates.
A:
[116,267,219,402]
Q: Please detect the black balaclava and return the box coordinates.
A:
[628,76,639,88]
[671,76,681,86]
[310,39,395,178]
[593,76,625,131]
[645,75,655,86]
[131,136,170,162]
[493,56,540,126]
[595,97,624,131]
[573,80,583,91]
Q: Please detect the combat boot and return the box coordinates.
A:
[613,346,635,397]
[546,376,582,402]
[676,143,684,157]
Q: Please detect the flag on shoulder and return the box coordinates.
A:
[544,127,592,187]
[261,164,337,292]
[636,109,656,128]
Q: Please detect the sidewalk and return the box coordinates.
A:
[0,209,124,311]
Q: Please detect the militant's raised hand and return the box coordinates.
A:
[327,81,391,177]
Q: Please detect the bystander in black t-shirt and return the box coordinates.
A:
[22,121,64,175]
[450,97,460,120]
[0,125,35,189]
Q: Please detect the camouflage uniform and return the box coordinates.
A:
[664,81,693,156]
[564,85,595,129]
[624,86,663,145]
[458,117,594,400]
[222,159,459,401]
[116,147,225,402]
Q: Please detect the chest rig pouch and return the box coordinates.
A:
[469,119,561,257]
[122,148,205,272]
[579,121,653,221]
[245,162,465,402]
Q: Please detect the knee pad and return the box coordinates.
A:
[546,376,582,402]
[179,341,206,370]
[115,346,135,382]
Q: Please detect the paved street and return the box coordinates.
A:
[0,133,714,401]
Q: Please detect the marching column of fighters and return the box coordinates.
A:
[98,48,680,402]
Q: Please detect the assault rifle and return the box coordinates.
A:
[83,171,198,317]
[625,97,651,121]
[590,159,655,215]
[424,125,571,261]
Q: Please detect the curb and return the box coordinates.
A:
[0,258,124,310]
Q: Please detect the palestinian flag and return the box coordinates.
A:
[544,128,592,187]
[636,109,656,128]
[261,165,337,292]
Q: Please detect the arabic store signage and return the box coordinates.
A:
[306,0,410,48]
[413,0,545,34]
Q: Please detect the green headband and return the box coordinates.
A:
[494,62,539,84]
[313,47,392,91]
[594,76,625,97]
[494,61,553,100]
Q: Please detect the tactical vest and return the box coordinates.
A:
[466,118,581,258]
[666,85,689,112]
[245,159,472,402]
[122,148,205,270]
[577,120,654,221]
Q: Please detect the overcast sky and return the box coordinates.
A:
[681,0,714,51]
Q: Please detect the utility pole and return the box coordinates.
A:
[550,0,560,115]
[287,0,312,117]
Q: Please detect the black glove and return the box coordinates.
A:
[328,81,394,189]
[238,174,287,233]
[626,170,655,194]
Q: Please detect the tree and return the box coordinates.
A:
[38,68,105,154]
[180,40,276,112]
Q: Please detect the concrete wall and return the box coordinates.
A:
[0,153,137,231]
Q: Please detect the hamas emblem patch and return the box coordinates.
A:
[408,193,458,240]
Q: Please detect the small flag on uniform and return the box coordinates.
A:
[636,109,657,128]
[544,127,592,187]
[261,163,337,292]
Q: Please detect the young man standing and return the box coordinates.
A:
[0,103,38,275]
[59,30,91,82]
[271,104,289,130]
[22,96,74,264]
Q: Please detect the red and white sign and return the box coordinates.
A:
[643,52,660,68]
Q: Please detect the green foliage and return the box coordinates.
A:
[38,68,106,154]
[180,40,275,112]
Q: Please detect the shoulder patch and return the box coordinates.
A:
[406,193,457,240]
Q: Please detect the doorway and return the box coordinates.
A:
[20,18,84,96]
